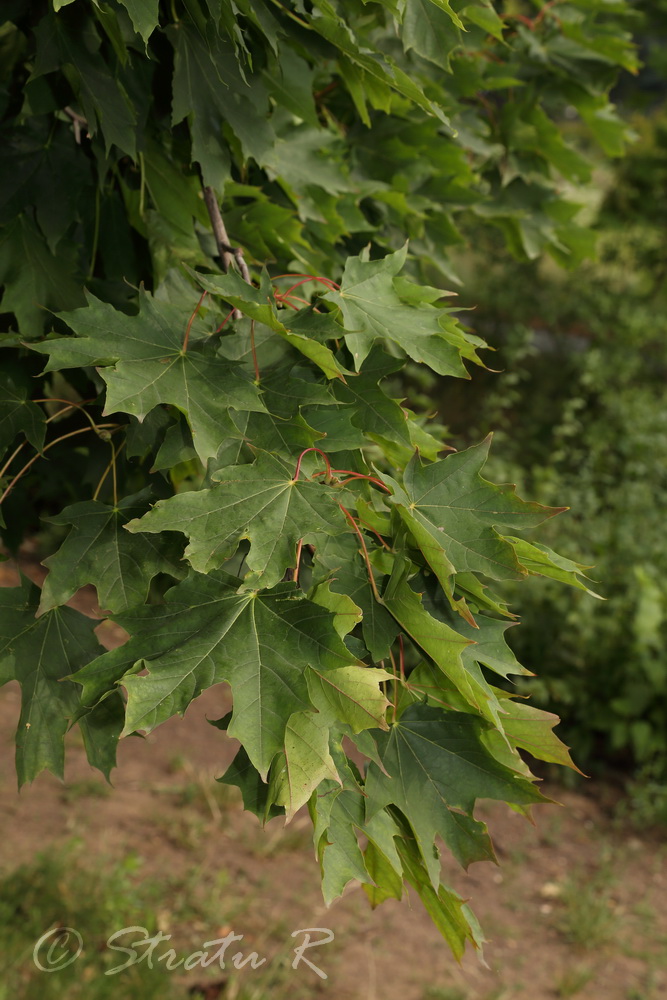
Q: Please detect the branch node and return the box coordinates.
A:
[202,185,253,321]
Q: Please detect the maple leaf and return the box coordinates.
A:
[495,692,582,772]
[191,269,349,380]
[126,453,351,588]
[396,836,486,961]
[117,0,159,43]
[38,489,185,615]
[0,576,121,785]
[325,245,470,375]
[382,561,505,725]
[307,664,392,733]
[331,347,414,454]
[508,535,603,597]
[217,741,283,823]
[418,573,530,679]
[31,290,266,463]
[0,372,45,456]
[70,570,358,777]
[313,534,401,660]
[311,759,404,904]
[364,703,546,886]
[269,709,340,820]
[384,436,565,583]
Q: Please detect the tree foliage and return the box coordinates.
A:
[0,0,635,957]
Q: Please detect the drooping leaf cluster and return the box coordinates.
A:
[0,0,633,958]
[0,0,637,336]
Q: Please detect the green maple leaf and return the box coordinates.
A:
[231,408,325,461]
[191,269,349,380]
[270,709,340,820]
[332,347,412,450]
[258,366,338,418]
[0,215,86,338]
[171,24,275,183]
[326,245,469,375]
[0,576,120,785]
[31,290,266,463]
[310,13,451,125]
[0,372,45,456]
[43,12,138,157]
[38,489,184,615]
[309,581,363,637]
[383,562,504,726]
[461,2,504,40]
[362,840,403,908]
[311,763,404,904]
[117,0,159,43]
[495,693,582,772]
[313,534,400,660]
[418,576,530,680]
[217,742,283,822]
[385,437,564,583]
[364,703,545,886]
[312,781,374,903]
[70,570,357,777]
[508,535,603,597]
[307,664,392,733]
[402,0,461,70]
[396,836,485,961]
[126,453,351,588]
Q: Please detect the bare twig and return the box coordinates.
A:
[202,185,253,322]
[63,106,88,144]
[0,425,119,506]
[202,185,235,274]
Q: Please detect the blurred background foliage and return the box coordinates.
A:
[419,6,667,809]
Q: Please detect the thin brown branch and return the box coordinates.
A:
[63,106,88,144]
[202,185,235,274]
[232,246,251,284]
[0,425,119,506]
[202,185,254,323]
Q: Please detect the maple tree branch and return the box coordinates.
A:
[0,441,27,482]
[63,105,88,143]
[202,185,235,274]
[0,425,119,506]
[202,185,252,321]
[0,400,98,482]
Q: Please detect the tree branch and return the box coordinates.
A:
[202,185,235,274]
[63,106,88,144]
[202,185,253,321]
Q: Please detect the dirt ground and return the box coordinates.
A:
[1,554,665,1000]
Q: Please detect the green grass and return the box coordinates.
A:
[555,856,619,950]
[60,777,112,803]
[555,965,595,997]
[0,842,226,1000]
[421,988,468,1000]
